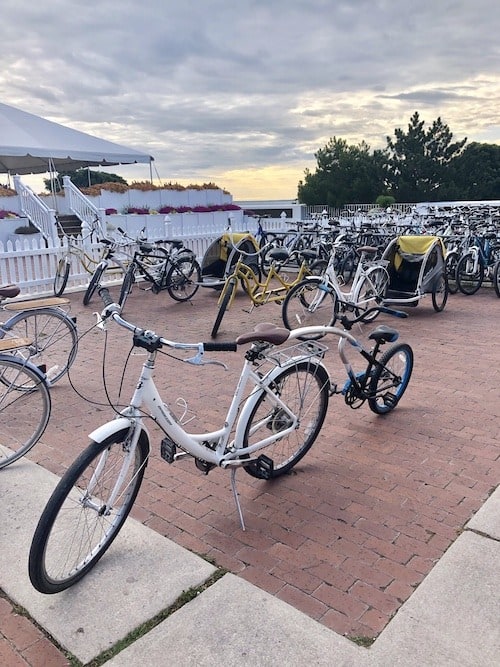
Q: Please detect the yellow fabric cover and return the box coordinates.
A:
[394,235,445,269]
[220,232,258,260]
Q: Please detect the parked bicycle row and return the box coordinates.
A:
[52,208,500,318]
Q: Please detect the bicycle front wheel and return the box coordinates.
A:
[282,278,337,336]
[368,343,413,415]
[0,356,51,469]
[1,308,78,385]
[53,259,70,296]
[166,255,201,302]
[243,360,330,478]
[353,267,389,321]
[83,264,105,305]
[29,429,149,594]
[211,279,237,338]
[119,265,136,307]
[456,254,484,295]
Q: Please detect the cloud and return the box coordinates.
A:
[1,0,499,198]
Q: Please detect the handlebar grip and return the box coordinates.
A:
[117,227,125,234]
[98,287,114,307]
[203,342,237,352]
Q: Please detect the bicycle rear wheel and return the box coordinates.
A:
[166,255,201,301]
[243,360,330,478]
[368,343,413,415]
[1,308,78,385]
[83,264,105,305]
[29,429,149,594]
[0,356,51,469]
[53,258,70,296]
[282,278,337,336]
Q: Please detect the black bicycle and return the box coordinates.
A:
[119,239,201,307]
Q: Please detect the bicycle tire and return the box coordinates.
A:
[166,255,201,302]
[53,259,70,296]
[282,278,337,336]
[0,356,51,469]
[431,274,449,312]
[83,264,105,305]
[309,259,328,276]
[493,260,500,298]
[1,308,78,385]
[119,265,136,307]
[340,253,356,284]
[240,261,260,294]
[456,253,484,295]
[353,266,389,322]
[29,428,149,594]
[368,343,413,415]
[445,251,459,294]
[260,242,281,276]
[242,360,330,478]
[211,279,236,338]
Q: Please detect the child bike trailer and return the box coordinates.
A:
[200,231,260,288]
[381,235,449,312]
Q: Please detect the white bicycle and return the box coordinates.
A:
[281,241,389,332]
[29,287,332,593]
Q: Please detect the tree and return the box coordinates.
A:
[44,169,127,192]
[385,112,466,202]
[450,142,500,200]
[297,137,386,208]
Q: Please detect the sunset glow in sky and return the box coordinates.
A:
[1,1,499,201]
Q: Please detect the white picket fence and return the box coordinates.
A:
[0,215,286,297]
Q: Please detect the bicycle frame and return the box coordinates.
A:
[292,321,406,407]
[302,247,387,311]
[220,252,313,311]
[128,243,192,291]
[61,238,101,274]
[90,341,313,469]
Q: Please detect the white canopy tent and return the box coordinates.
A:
[0,102,154,175]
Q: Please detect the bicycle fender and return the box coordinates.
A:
[88,417,144,443]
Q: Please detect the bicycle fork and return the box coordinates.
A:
[81,424,143,515]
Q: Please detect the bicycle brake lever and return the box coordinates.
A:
[184,346,228,370]
[94,312,107,330]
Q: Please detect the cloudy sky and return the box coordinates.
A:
[1,0,499,201]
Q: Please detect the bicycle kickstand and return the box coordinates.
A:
[230,468,246,531]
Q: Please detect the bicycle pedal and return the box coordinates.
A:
[254,454,274,479]
[160,436,176,463]
[382,392,397,408]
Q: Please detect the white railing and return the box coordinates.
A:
[62,176,105,236]
[13,176,59,242]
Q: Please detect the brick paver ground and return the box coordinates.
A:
[2,281,499,663]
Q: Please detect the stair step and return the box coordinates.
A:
[57,215,82,237]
